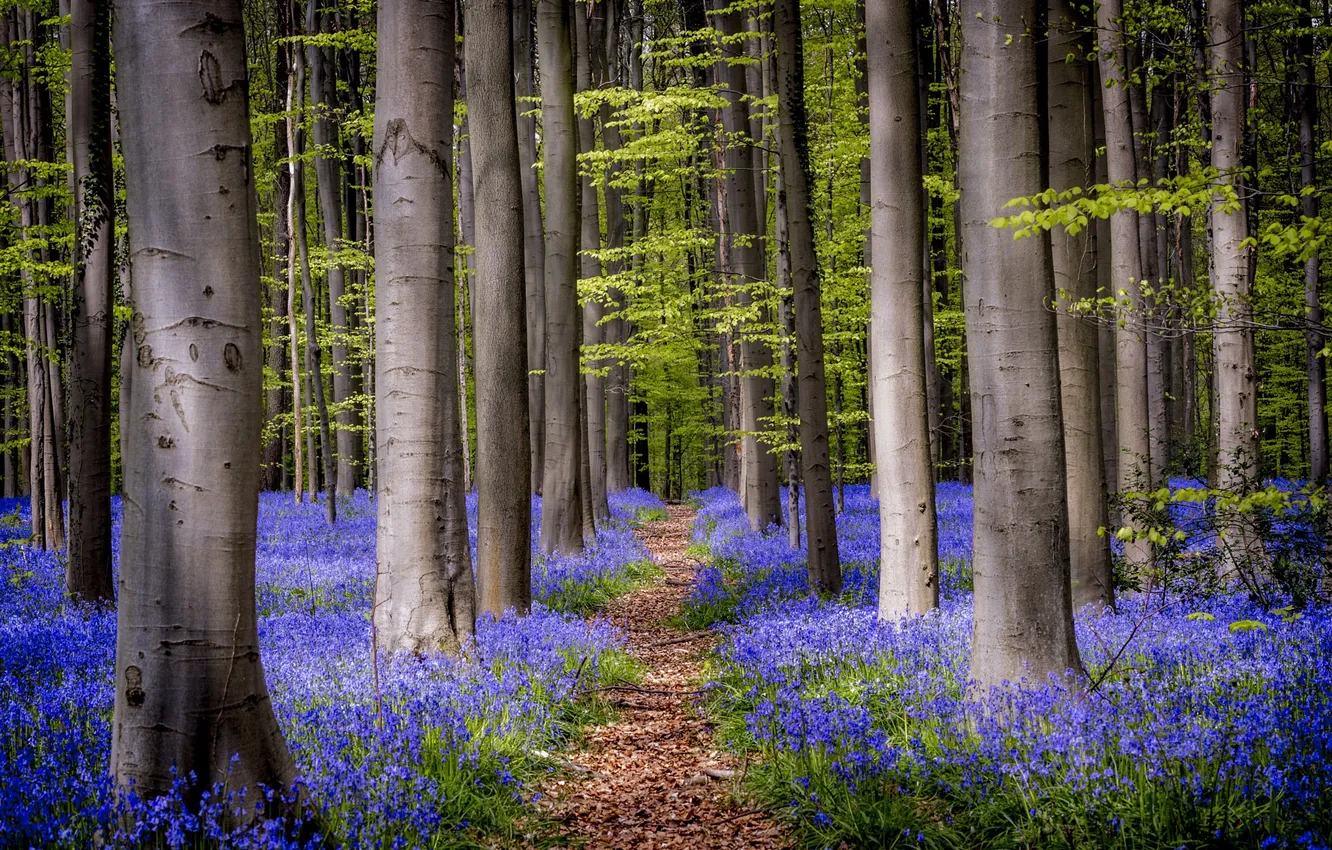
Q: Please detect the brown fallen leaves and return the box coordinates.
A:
[524,505,791,850]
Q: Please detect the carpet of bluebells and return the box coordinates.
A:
[687,484,1332,849]
[0,488,665,848]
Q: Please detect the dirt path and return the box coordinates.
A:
[532,504,788,849]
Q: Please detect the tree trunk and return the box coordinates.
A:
[600,2,631,494]
[291,45,336,524]
[1209,0,1259,494]
[775,0,839,595]
[1299,0,1325,482]
[714,0,781,530]
[774,93,801,548]
[263,38,291,493]
[1049,0,1113,610]
[961,0,1082,690]
[471,0,534,613]
[372,0,476,655]
[539,0,586,554]
[307,0,360,494]
[65,0,114,603]
[867,0,938,616]
[1096,0,1151,569]
[515,0,547,493]
[575,0,609,523]
[111,0,296,800]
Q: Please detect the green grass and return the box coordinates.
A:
[539,559,665,617]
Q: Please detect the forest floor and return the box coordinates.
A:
[526,504,790,849]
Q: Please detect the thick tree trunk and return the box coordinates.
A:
[775,0,839,595]
[600,3,631,494]
[471,0,534,613]
[1096,0,1151,569]
[514,0,547,493]
[539,0,585,554]
[714,0,781,530]
[1049,0,1113,610]
[307,0,360,494]
[111,0,296,800]
[961,0,1082,690]
[867,0,938,616]
[372,0,476,654]
[65,0,114,603]
[1209,0,1259,494]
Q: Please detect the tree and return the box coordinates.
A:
[1299,0,1325,483]
[866,0,938,616]
[471,0,534,614]
[961,0,1081,690]
[111,0,296,798]
[64,0,114,604]
[372,0,476,654]
[1096,0,1151,569]
[514,0,547,494]
[775,0,839,595]
[1049,0,1113,609]
[539,0,586,555]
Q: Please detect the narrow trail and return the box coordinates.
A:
[533,504,788,849]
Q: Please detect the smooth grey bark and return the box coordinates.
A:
[65,0,114,603]
[515,0,547,494]
[110,0,296,799]
[286,60,305,505]
[575,0,610,523]
[1299,0,1325,482]
[598,0,631,495]
[775,0,839,595]
[471,0,534,614]
[1209,0,1259,492]
[263,40,291,493]
[372,0,476,655]
[714,0,781,530]
[539,0,586,555]
[775,109,802,549]
[1048,0,1113,610]
[961,0,1082,690]
[1096,0,1151,569]
[307,0,360,494]
[291,45,336,524]
[2,314,15,499]
[867,0,938,616]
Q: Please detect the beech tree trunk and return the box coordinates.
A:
[286,59,305,505]
[307,0,360,494]
[65,0,114,603]
[961,0,1082,690]
[111,0,296,799]
[539,0,586,555]
[1209,0,1259,493]
[1097,0,1151,569]
[471,0,534,613]
[1298,0,1325,482]
[263,30,291,493]
[714,0,781,531]
[773,0,838,594]
[867,0,938,616]
[515,0,547,493]
[372,0,476,654]
[1049,0,1113,610]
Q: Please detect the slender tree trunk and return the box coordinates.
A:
[472,0,534,613]
[1097,0,1151,569]
[600,1,631,494]
[65,0,114,603]
[2,314,15,499]
[264,38,292,493]
[714,0,781,530]
[774,106,801,548]
[372,0,476,653]
[515,0,547,494]
[539,0,585,554]
[1049,0,1113,609]
[868,0,937,616]
[111,0,296,800]
[775,0,839,595]
[307,0,360,494]
[575,0,609,523]
[291,46,336,524]
[1299,0,1325,482]
[1209,0,1259,496]
[961,0,1082,690]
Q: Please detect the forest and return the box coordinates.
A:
[1,0,1331,846]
